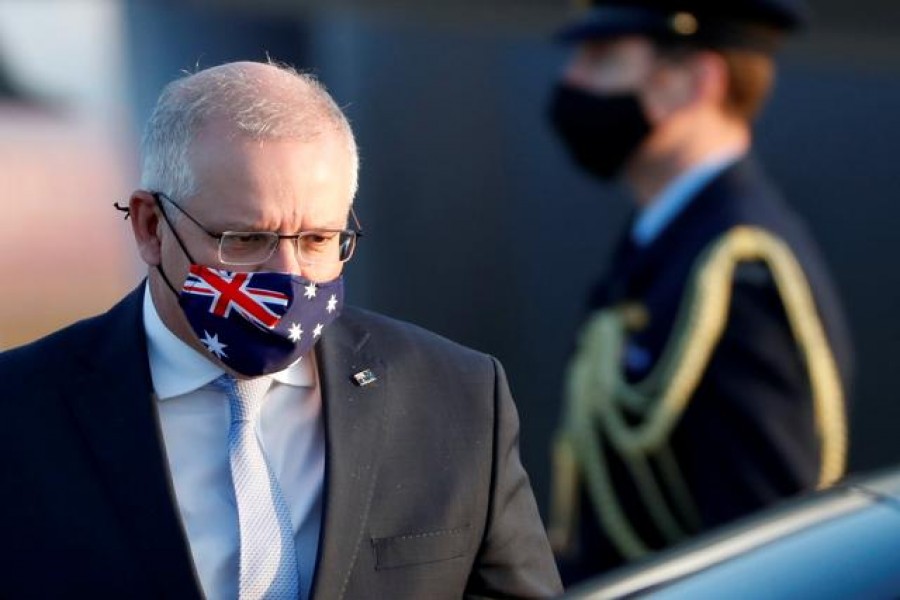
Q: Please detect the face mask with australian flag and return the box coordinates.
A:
[179,264,344,377]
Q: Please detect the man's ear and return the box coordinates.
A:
[129,190,163,266]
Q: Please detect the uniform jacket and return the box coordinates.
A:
[0,284,562,599]
[562,157,854,580]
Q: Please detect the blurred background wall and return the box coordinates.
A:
[2,0,898,516]
[0,0,137,347]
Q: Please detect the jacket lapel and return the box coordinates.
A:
[67,285,201,598]
[310,309,389,600]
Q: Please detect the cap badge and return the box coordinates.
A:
[671,12,699,36]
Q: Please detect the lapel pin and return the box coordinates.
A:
[352,369,377,387]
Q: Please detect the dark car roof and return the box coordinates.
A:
[566,468,900,599]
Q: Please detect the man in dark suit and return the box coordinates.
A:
[545,0,854,583]
[0,61,561,598]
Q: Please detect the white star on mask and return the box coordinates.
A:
[326,294,338,313]
[313,323,324,338]
[288,322,303,342]
[304,282,318,299]
[200,330,228,359]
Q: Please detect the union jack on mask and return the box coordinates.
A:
[178,264,344,376]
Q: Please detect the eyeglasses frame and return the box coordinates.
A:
[151,191,363,267]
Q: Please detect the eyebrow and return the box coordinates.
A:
[212,205,357,233]
[221,221,351,233]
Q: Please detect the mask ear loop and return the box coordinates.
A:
[151,193,200,298]
[156,265,180,298]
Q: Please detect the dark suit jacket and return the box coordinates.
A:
[561,157,854,581]
[0,285,561,599]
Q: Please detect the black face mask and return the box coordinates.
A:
[548,82,652,181]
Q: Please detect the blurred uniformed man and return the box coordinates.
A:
[546,0,854,583]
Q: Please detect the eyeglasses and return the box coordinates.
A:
[153,192,363,267]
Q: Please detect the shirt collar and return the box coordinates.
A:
[142,282,314,400]
[631,148,745,247]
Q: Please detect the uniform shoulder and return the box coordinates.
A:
[706,158,802,234]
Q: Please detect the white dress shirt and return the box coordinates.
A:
[143,285,324,600]
[631,148,745,247]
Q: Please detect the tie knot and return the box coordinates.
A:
[215,374,272,422]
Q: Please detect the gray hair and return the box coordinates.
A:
[139,60,359,204]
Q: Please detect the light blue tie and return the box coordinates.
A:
[216,375,300,600]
